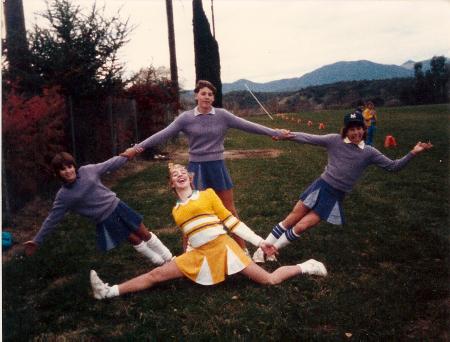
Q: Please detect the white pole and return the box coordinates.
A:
[244,84,273,120]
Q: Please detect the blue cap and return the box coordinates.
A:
[344,112,364,126]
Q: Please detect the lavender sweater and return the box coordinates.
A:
[34,156,129,244]
[289,133,416,193]
[136,107,281,162]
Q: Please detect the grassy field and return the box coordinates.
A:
[2,104,449,340]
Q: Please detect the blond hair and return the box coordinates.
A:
[168,163,195,196]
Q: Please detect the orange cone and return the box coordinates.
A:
[308,120,313,126]
[384,135,397,147]
[319,123,325,130]
[292,118,295,121]
[297,119,302,123]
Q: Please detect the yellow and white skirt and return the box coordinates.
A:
[174,234,251,285]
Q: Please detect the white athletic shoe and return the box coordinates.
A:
[266,253,277,262]
[252,248,265,263]
[90,270,111,300]
[299,259,328,277]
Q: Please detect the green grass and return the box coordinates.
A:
[3,104,449,340]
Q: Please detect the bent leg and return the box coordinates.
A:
[292,210,322,236]
[127,223,152,246]
[118,260,184,295]
[133,223,153,242]
[282,200,312,229]
[273,211,322,250]
[239,261,303,285]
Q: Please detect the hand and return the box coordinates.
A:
[120,146,144,160]
[412,141,433,155]
[272,129,296,141]
[260,241,279,257]
[23,241,39,256]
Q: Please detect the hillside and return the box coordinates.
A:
[222,58,441,93]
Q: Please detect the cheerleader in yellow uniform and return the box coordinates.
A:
[90,164,327,299]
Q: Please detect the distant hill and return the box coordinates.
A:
[222,58,441,93]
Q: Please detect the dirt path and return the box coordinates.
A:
[171,149,283,160]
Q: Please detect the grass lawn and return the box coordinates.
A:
[2,104,449,340]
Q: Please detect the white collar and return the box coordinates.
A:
[194,106,215,116]
[344,137,365,149]
[174,190,200,209]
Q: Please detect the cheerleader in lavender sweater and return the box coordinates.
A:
[253,112,433,263]
[129,80,290,255]
[23,147,172,265]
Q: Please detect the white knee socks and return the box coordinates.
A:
[146,234,173,263]
[134,241,164,265]
[273,227,300,249]
[265,222,287,244]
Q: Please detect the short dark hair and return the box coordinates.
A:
[194,80,216,95]
[51,152,77,182]
[340,122,368,141]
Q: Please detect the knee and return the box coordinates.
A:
[139,267,165,286]
[263,274,281,286]
[293,222,309,235]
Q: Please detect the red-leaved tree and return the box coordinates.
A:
[125,79,181,144]
[2,87,67,211]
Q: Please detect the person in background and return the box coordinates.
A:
[355,100,365,116]
[363,101,377,146]
[23,148,173,265]
[127,80,291,257]
[90,163,327,300]
[253,112,433,263]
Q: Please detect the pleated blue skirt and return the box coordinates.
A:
[96,201,143,251]
[300,177,347,225]
[188,160,233,191]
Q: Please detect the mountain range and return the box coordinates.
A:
[222,58,440,93]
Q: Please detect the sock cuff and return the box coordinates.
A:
[133,241,146,251]
[272,223,287,239]
[285,228,300,242]
[108,285,120,298]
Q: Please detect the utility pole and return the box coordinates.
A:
[166,0,179,90]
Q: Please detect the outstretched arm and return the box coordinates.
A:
[412,141,433,155]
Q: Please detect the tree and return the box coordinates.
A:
[192,0,222,107]
[28,0,134,100]
[2,87,67,213]
[2,0,33,93]
[26,0,135,163]
[413,62,428,105]
[429,56,449,104]
[125,67,181,153]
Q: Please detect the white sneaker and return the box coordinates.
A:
[299,259,327,277]
[252,248,265,263]
[266,253,277,262]
[90,270,111,299]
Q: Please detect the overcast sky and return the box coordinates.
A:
[21,0,450,89]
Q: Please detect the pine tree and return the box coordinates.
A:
[192,0,222,107]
